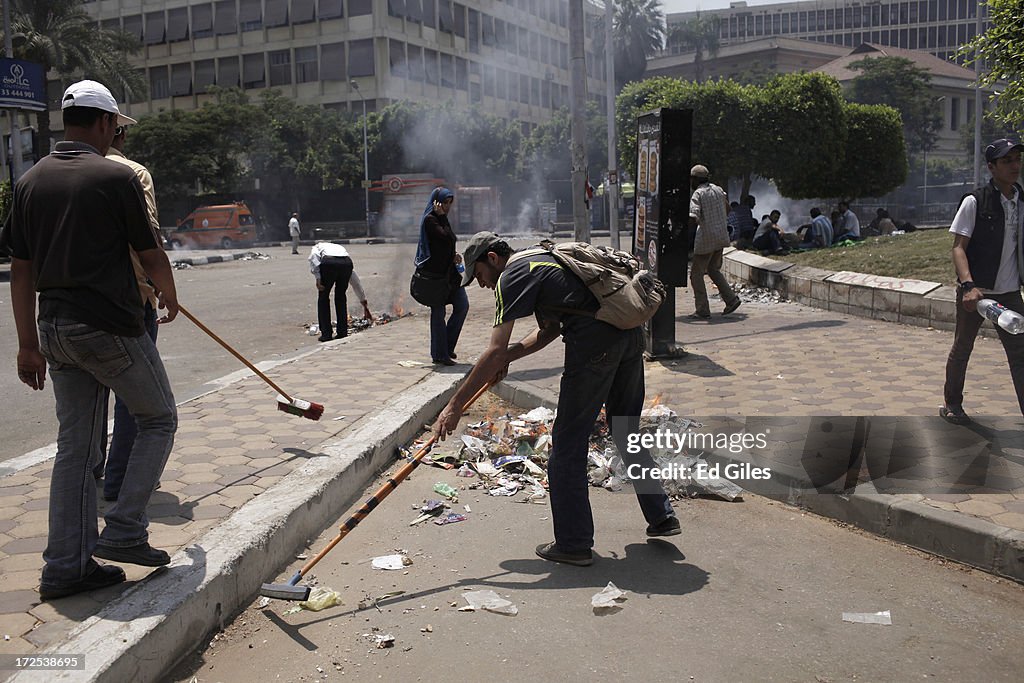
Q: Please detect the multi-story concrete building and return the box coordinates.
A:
[67,0,608,133]
[666,0,986,65]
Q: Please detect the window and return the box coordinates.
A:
[438,1,454,33]
[214,1,236,35]
[321,43,347,80]
[265,0,288,27]
[243,53,265,88]
[320,0,343,19]
[423,0,436,28]
[519,74,529,103]
[531,76,539,105]
[192,4,213,38]
[150,66,170,99]
[483,64,494,96]
[407,0,423,23]
[295,46,318,82]
[950,97,959,131]
[167,7,189,41]
[269,50,291,86]
[219,57,240,87]
[482,14,494,46]
[195,60,216,92]
[349,39,375,77]
[440,53,454,87]
[145,11,165,45]
[239,0,262,31]
[171,63,191,96]
[292,0,314,23]
[470,82,481,103]
[496,68,506,100]
[388,0,406,19]
[424,49,439,85]
[349,0,372,17]
[390,40,407,78]
[454,3,466,37]
[123,15,143,41]
[468,9,479,52]
[408,44,424,81]
[456,57,468,90]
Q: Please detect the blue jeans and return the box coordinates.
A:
[429,286,469,361]
[96,303,160,500]
[548,325,675,552]
[37,318,177,588]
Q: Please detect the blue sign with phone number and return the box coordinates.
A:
[0,58,46,111]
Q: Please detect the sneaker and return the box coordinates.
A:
[939,405,971,426]
[646,516,682,537]
[535,542,593,566]
[723,299,742,315]
[93,542,171,567]
[687,312,711,320]
[39,563,126,601]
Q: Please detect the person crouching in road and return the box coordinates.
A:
[432,232,680,567]
[308,242,371,342]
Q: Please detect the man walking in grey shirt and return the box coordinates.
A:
[688,165,741,320]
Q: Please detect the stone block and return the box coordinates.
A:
[828,281,851,305]
[899,292,931,318]
[848,286,874,310]
[873,288,901,315]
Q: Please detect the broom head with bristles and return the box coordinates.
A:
[276,395,325,421]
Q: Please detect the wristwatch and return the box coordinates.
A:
[960,281,976,292]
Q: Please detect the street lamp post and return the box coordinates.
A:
[350,80,370,237]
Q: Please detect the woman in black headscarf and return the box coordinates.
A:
[413,187,468,365]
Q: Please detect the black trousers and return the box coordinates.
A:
[318,256,353,339]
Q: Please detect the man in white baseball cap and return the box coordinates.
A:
[60,79,137,126]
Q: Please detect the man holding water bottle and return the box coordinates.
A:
[942,138,1024,424]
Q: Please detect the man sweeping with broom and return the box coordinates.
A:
[8,80,180,600]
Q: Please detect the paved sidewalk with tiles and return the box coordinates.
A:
[2,280,1023,661]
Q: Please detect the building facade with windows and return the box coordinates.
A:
[666,0,986,65]
[67,0,607,133]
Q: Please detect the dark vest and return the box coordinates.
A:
[964,181,1023,290]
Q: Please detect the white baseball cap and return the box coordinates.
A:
[61,80,137,126]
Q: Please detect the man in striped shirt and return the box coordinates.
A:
[688,165,741,320]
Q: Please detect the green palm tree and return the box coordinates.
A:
[612,0,666,92]
[668,13,721,83]
[5,0,145,155]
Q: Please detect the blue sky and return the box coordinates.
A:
[660,0,783,16]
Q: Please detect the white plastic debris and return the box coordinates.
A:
[460,434,489,458]
[641,404,677,419]
[842,610,892,625]
[398,360,428,367]
[591,582,628,614]
[364,633,395,648]
[372,554,413,570]
[458,590,518,616]
[256,596,271,609]
[520,406,556,422]
[283,586,344,614]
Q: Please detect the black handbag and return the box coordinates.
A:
[410,268,452,308]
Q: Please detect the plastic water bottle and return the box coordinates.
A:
[977,298,1024,334]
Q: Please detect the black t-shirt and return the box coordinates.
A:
[10,141,157,336]
[494,251,605,338]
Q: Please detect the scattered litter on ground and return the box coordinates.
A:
[256,596,271,609]
[842,610,892,625]
[458,590,518,616]
[172,261,193,270]
[434,512,467,525]
[372,554,413,570]
[433,482,459,502]
[732,283,789,305]
[363,632,395,648]
[357,591,406,611]
[304,310,414,340]
[283,586,343,614]
[295,553,308,560]
[592,582,628,614]
[398,360,428,367]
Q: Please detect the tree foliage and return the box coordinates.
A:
[520,103,607,182]
[6,0,146,154]
[611,0,665,91]
[667,13,721,84]
[845,56,941,156]
[959,0,1024,129]
[616,72,906,201]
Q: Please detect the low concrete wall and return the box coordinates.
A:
[721,248,991,337]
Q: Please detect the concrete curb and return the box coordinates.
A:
[13,372,465,683]
[500,379,1024,583]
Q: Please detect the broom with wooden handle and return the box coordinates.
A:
[178,304,324,421]
[260,381,491,600]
